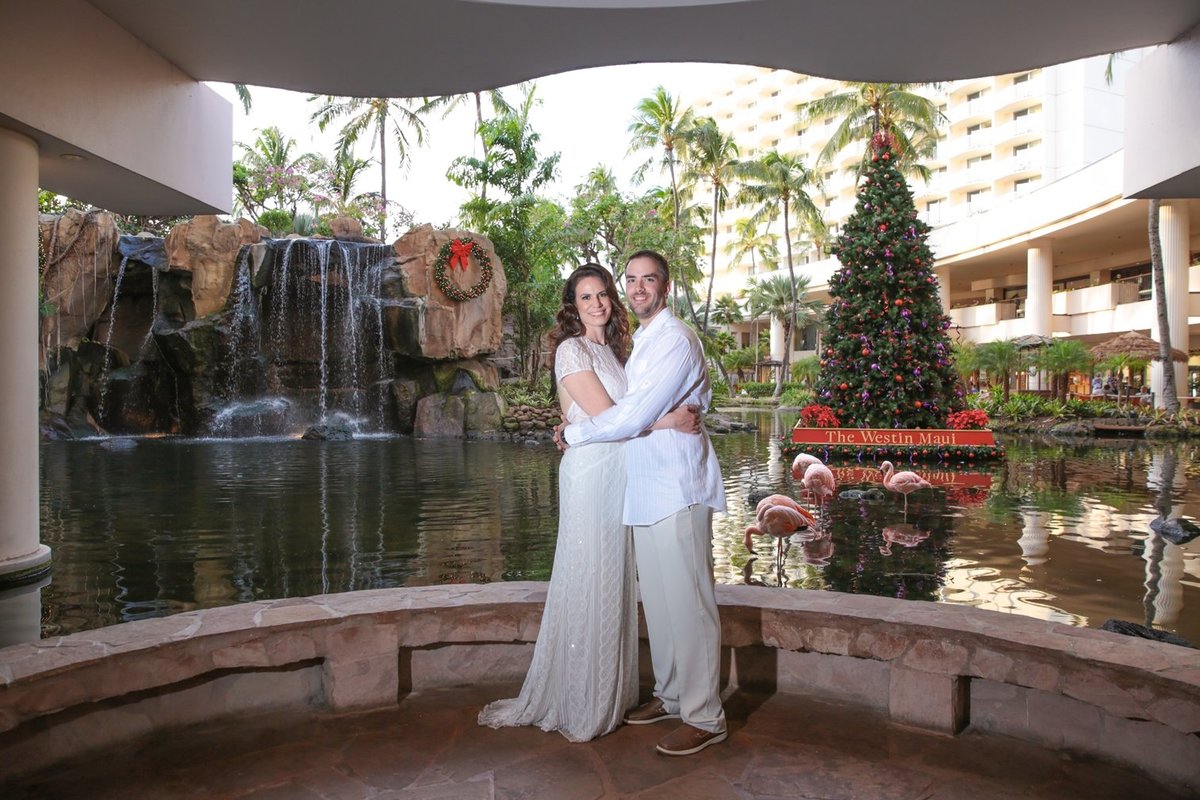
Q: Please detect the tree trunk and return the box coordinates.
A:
[1149,198,1180,413]
[703,185,719,334]
[775,319,791,397]
[475,92,489,205]
[668,154,702,329]
[378,122,388,240]
[776,199,797,399]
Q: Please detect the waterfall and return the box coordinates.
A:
[96,254,130,421]
[216,237,392,435]
[136,265,161,360]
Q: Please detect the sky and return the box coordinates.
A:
[210,62,747,228]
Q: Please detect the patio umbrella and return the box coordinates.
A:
[1090,331,1188,362]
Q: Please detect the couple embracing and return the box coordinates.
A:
[478,250,728,756]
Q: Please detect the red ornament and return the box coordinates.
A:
[839,382,849,391]
[882,153,891,161]
[861,348,871,356]
[879,224,888,232]
[894,375,903,383]
[915,401,923,408]
[894,299,904,306]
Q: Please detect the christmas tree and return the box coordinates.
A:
[815,131,963,428]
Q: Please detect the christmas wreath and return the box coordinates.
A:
[433,238,493,302]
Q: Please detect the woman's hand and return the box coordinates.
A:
[662,403,703,435]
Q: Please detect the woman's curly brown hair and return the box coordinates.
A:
[547,265,632,386]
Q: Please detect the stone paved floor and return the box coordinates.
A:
[4,685,1186,799]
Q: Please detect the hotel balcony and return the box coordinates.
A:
[949,269,1200,343]
[993,114,1045,147]
[992,75,1045,113]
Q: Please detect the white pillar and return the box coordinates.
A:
[1151,200,1190,408]
[0,128,50,587]
[1025,239,1053,337]
[769,316,785,363]
[935,266,951,311]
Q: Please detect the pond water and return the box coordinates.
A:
[36,411,1200,643]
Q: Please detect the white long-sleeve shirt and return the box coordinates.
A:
[563,308,727,526]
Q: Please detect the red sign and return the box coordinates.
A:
[829,466,994,488]
[791,427,996,447]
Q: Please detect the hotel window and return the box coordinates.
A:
[770,90,780,97]
[967,89,987,101]
[1013,105,1041,119]
[823,170,834,181]
[725,112,734,120]
[747,124,757,132]
[937,103,947,114]
[824,197,834,208]
[966,188,990,209]
[966,122,990,134]
[1013,141,1037,153]
[770,114,782,122]
[771,138,780,147]
[748,101,757,109]
[925,199,944,224]
[966,154,992,167]
[1013,72,1032,84]
[1014,176,1039,194]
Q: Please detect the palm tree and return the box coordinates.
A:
[232,83,253,115]
[725,218,779,278]
[308,95,431,239]
[709,294,744,330]
[629,87,700,319]
[736,151,824,389]
[684,117,740,333]
[422,89,512,203]
[233,126,314,221]
[1103,54,1178,413]
[746,273,822,396]
[797,83,944,181]
[1032,339,1092,401]
[976,339,1024,401]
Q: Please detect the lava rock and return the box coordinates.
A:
[1150,515,1200,546]
[1101,619,1194,648]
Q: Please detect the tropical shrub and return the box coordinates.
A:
[257,209,294,236]
[778,386,815,408]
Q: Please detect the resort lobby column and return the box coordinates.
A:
[935,267,951,311]
[770,316,785,380]
[1151,201,1190,408]
[0,128,50,588]
[1025,239,1053,337]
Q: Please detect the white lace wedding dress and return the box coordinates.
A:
[478,335,638,741]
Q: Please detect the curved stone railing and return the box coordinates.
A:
[1,584,1198,791]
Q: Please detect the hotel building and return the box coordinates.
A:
[689,54,1200,402]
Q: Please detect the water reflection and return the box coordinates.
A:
[33,414,1200,644]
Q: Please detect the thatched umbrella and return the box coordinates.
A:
[1090,331,1188,362]
[1011,333,1055,350]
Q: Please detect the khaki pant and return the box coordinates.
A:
[632,504,726,734]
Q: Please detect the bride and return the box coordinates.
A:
[478,264,699,742]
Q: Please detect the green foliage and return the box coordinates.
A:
[975,339,1024,401]
[791,355,820,385]
[814,136,962,428]
[778,385,815,407]
[257,209,294,236]
[739,381,777,398]
[448,86,567,384]
[1032,338,1093,401]
[499,374,556,409]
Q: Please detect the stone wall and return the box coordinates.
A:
[2,585,1196,791]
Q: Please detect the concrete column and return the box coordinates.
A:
[769,316,785,363]
[1025,239,1053,337]
[935,267,951,311]
[0,128,50,587]
[1151,200,1190,408]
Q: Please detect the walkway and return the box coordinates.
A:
[4,684,1177,800]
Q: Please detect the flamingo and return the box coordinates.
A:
[801,462,837,509]
[790,452,822,481]
[744,501,814,555]
[878,460,932,513]
[754,493,812,520]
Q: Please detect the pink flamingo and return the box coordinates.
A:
[878,460,932,513]
[801,462,837,509]
[790,452,822,481]
[754,493,811,519]
[744,499,814,555]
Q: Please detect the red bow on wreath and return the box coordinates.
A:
[448,239,474,270]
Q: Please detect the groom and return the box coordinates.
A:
[561,249,727,756]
